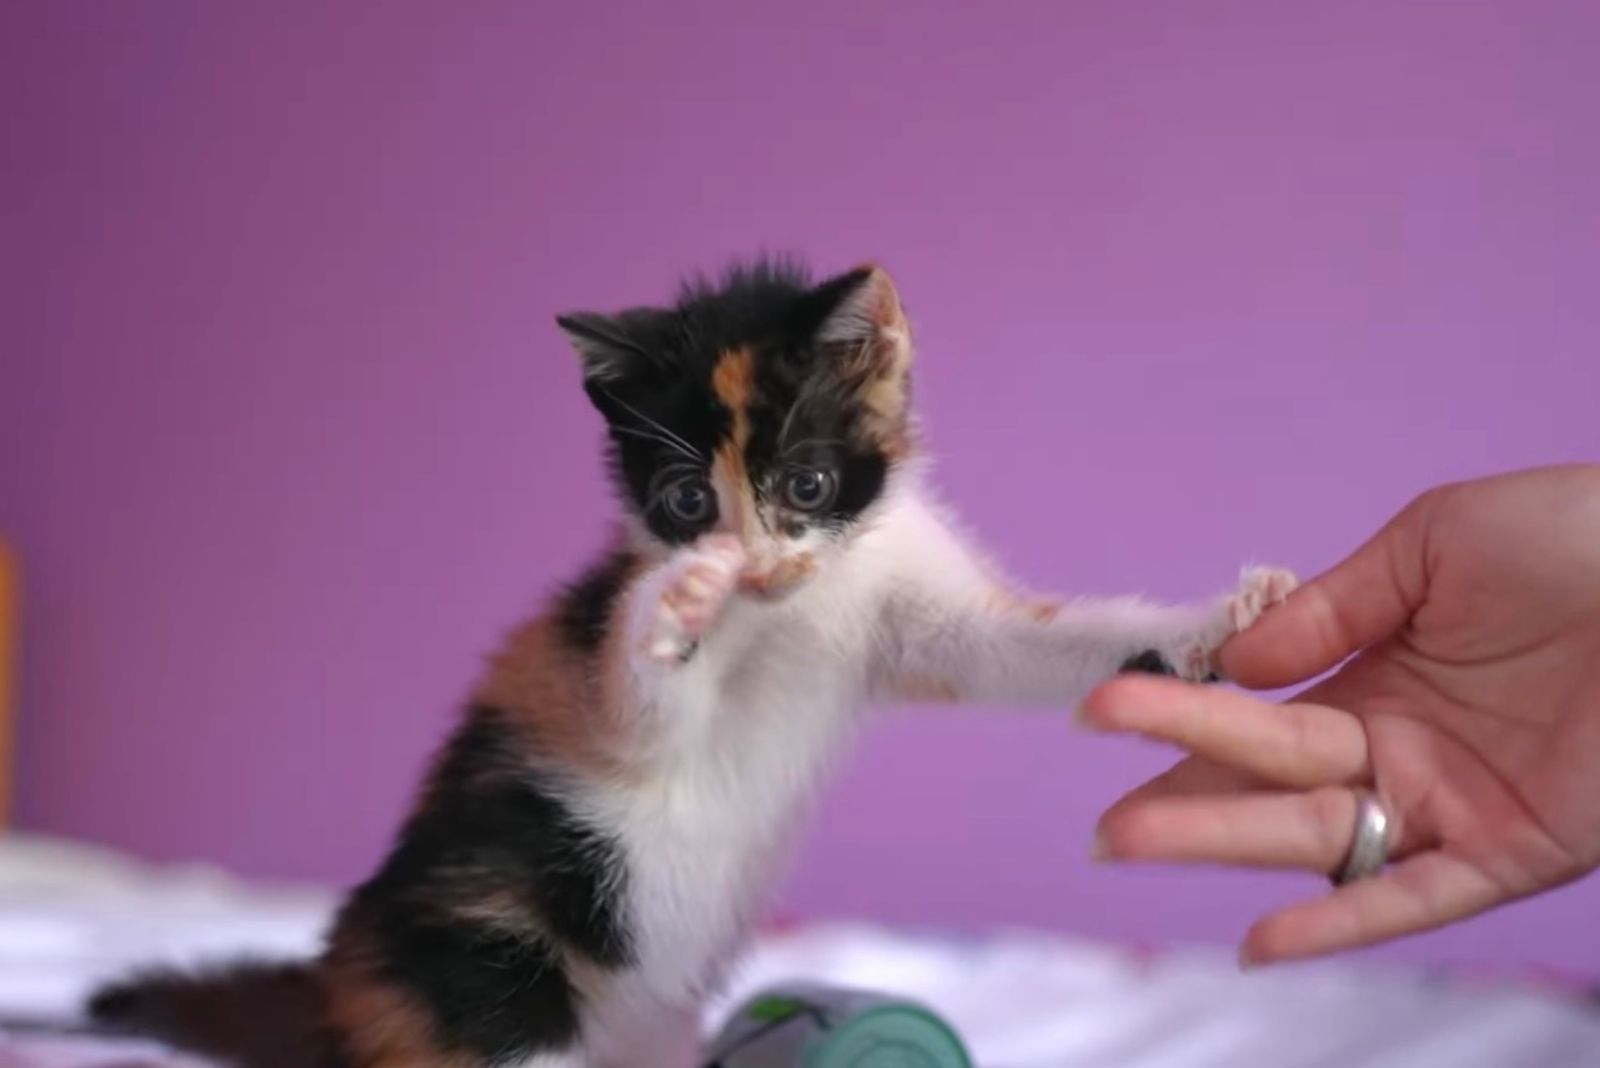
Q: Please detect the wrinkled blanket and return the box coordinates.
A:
[3,834,1597,1067]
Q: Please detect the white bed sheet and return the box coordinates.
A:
[1,833,1596,1067]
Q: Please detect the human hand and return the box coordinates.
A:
[1080,465,1600,964]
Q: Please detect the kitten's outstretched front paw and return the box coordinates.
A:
[1173,566,1299,681]
[645,534,746,664]
[1225,566,1299,633]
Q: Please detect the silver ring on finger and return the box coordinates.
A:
[1331,789,1394,886]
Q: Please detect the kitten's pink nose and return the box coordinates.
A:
[737,554,815,597]
[738,567,778,595]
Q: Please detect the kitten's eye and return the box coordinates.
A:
[782,468,837,512]
[663,477,715,526]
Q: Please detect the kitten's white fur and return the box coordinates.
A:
[540,466,1294,1067]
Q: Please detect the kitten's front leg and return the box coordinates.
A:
[1132,565,1301,682]
[880,550,1297,709]
[631,534,747,664]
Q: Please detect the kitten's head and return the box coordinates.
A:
[559,259,914,596]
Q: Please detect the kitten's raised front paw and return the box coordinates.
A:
[645,534,746,664]
[1173,565,1299,681]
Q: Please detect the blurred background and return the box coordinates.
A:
[3,0,1597,983]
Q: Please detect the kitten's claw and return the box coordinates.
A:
[1226,566,1299,633]
[1173,565,1299,681]
[645,534,746,664]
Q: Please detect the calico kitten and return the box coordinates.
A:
[89,259,1296,1067]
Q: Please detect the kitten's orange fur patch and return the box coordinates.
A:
[834,267,915,459]
[711,347,759,538]
[990,584,1060,623]
[325,929,473,1068]
[767,552,816,587]
[713,448,757,540]
[710,346,755,415]
[475,609,637,778]
[893,674,961,703]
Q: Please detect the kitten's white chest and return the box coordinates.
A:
[609,587,872,1003]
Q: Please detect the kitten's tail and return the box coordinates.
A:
[87,960,345,1067]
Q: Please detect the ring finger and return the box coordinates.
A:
[1096,786,1407,874]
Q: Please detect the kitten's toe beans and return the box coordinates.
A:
[1227,593,1259,632]
[680,601,718,631]
[646,539,749,662]
[1247,565,1299,600]
[676,570,718,603]
[681,562,739,612]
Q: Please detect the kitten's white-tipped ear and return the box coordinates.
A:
[813,265,912,365]
[556,312,651,384]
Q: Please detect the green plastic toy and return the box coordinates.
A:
[704,983,972,1067]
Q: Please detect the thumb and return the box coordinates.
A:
[1220,494,1434,689]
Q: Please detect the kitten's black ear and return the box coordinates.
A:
[556,311,654,385]
[807,264,912,367]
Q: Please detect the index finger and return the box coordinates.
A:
[1080,675,1370,788]
[1220,492,1435,689]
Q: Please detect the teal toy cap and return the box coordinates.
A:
[705,983,972,1068]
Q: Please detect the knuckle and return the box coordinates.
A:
[1278,708,1320,775]
[1307,787,1355,863]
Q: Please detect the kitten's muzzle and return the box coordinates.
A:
[737,554,816,598]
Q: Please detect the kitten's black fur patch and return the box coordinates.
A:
[354,706,634,969]
[89,961,346,1068]
[1119,649,1176,676]
[328,705,630,1061]
[92,706,630,1066]
[556,549,636,652]
[1118,649,1222,683]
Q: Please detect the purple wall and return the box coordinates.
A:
[5,2,1598,973]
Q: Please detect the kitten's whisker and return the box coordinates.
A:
[602,390,703,461]
[610,424,700,461]
[776,400,800,455]
[776,378,825,456]
[780,437,846,460]
[641,484,675,516]
[641,464,705,517]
